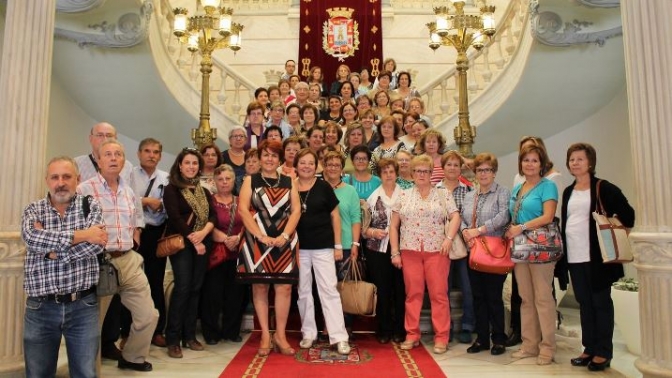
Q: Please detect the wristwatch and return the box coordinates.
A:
[281,232,290,241]
[352,241,360,247]
[520,223,528,231]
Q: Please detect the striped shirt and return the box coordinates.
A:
[21,194,104,297]
[78,173,144,251]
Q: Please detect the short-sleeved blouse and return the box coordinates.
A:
[392,186,458,253]
[509,178,558,224]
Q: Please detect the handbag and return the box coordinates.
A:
[449,234,468,260]
[208,199,238,270]
[466,192,514,274]
[156,213,193,258]
[97,256,119,297]
[337,257,377,316]
[593,180,633,263]
[469,236,514,274]
[509,183,563,264]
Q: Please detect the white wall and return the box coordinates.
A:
[48,77,176,172]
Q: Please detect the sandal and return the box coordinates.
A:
[272,334,296,356]
[257,333,273,357]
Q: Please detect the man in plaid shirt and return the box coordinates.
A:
[78,140,158,372]
[21,156,107,378]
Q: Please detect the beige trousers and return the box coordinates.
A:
[98,250,159,363]
[513,262,556,360]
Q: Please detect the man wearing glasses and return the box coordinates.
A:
[74,122,134,182]
[74,121,135,361]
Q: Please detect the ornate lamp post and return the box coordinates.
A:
[172,0,244,149]
[427,0,495,158]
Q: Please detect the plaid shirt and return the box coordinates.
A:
[78,173,144,251]
[21,194,104,297]
[436,180,472,212]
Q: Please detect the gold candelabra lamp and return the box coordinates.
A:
[172,0,244,149]
[427,0,495,158]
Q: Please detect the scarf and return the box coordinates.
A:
[181,183,209,231]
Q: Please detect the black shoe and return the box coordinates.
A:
[228,335,243,343]
[570,354,593,367]
[205,338,219,345]
[118,358,153,372]
[490,344,506,356]
[504,332,522,347]
[467,342,489,354]
[392,334,405,344]
[587,358,611,371]
[377,335,391,344]
[101,345,122,361]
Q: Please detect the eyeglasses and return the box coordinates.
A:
[353,156,369,162]
[93,133,115,139]
[326,164,343,169]
[183,147,198,153]
[413,169,432,175]
[475,168,495,174]
[230,134,246,139]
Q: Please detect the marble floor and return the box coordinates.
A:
[90,307,641,378]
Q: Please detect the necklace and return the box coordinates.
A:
[260,173,280,188]
[229,149,244,157]
[298,178,316,213]
[329,179,342,189]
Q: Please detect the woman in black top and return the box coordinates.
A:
[294,148,351,356]
[163,148,217,358]
[558,143,635,371]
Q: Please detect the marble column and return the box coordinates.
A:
[0,1,56,377]
[621,2,672,378]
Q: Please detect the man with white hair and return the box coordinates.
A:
[293,81,310,108]
[78,140,158,372]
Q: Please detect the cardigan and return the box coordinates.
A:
[557,175,635,291]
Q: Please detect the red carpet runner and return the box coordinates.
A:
[220,332,446,378]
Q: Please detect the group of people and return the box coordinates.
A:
[22,63,635,377]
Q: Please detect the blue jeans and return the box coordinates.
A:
[448,258,475,332]
[24,292,99,378]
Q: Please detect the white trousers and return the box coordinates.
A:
[297,248,348,344]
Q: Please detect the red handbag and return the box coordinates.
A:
[466,191,514,275]
[207,198,239,270]
[468,236,514,275]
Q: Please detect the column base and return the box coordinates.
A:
[0,361,24,378]
[636,358,672,378]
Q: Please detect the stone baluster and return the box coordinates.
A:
[0,1,56,376]
[439,78,450,116]
[481,46,493,82]
[621,1,672,377]
[189,54,199,81]
[217,70,228,105]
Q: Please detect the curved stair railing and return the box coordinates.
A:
[412,0,531,137]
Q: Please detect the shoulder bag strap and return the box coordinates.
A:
[226,197,237,236]
[88,154,100,172]
[144,177,157,198]
[471,191,479,228]
[595,180,605,214]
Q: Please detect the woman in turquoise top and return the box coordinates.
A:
[347,145,382,200]
[504,144,559,366]
[324,151,362,336]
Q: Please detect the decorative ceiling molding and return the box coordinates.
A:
[529,0,622,47]
[577,0,620,8]
[54,0,153,48]
[56,0,108,13]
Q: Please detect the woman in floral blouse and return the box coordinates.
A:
[389,155,461,355]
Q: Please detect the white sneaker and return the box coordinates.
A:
[299,338,315,349]
[336,341,351,355]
